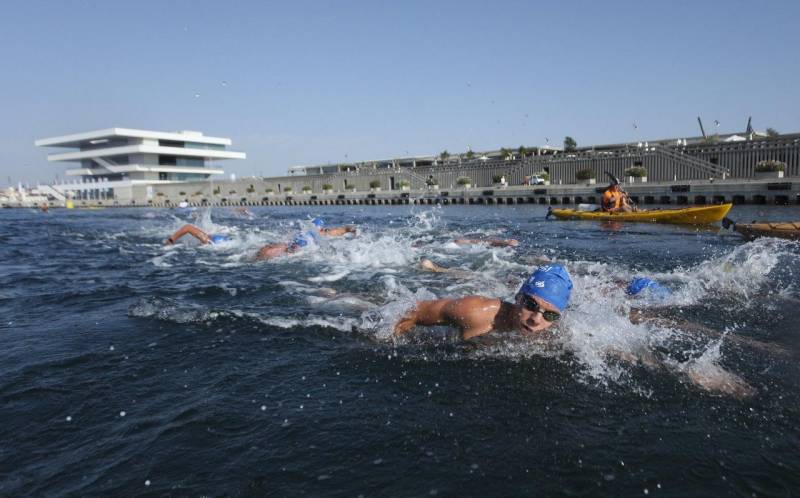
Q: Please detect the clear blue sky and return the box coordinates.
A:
[1,0,798,184]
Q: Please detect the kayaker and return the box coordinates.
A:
[601,172,633,213]
[394,264,572,340]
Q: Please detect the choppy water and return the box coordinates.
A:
[1,205,799,496]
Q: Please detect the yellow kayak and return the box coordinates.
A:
[549,203,732,224]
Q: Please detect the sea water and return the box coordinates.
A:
[1,205,798,496]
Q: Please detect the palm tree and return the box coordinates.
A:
[766,128,779,138]
[465,149,475,160]
[517,145,529,158]
[499,147,513,160]
[564,136,577,152]
[439,150,450,164]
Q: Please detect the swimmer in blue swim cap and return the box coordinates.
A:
[165,224,232,245]
[626,277,672,301]
[395,264,572,340]
[255,217,357,260]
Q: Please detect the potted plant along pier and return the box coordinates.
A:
[302,185,312,194]
[492,174,508,187]
[345,184,356,192]
[283,186,293,193]
[369,180,381,192]
[398,179,411,191]
[575,169,596,185]
[755,160,786,179]
[322,183,334,193]
[624,166,648,183]
[426,177,439,190]
[265,187,275,195]
[457,176,473,188]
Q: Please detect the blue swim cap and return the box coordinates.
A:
[626,277,671,300]
[292,234,309,247]
[518,265,573,312]
[311,217,325,227]
[209,234,232,244]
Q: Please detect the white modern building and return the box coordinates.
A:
[35,128,246,204]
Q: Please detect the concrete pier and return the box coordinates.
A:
[127,177,799,209]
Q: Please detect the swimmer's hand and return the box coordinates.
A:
[394,310,418,335]
[165,236,175,245]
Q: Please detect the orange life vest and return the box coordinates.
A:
[602,189,626,211]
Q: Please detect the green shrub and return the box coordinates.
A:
[302,185,312,192]
[755,160,786,172]
[265,188,274,194]
[425,177,439,186]
[283,186,293,192]
[369,180,381,188]
[456,176,473,186]
[345,184,356,190]
[322,184,333,190]
[624,166,647,177]
[398,180,410,187]
[575,169,596,180]
[535,171,549,181]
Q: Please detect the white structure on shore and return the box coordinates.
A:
[35,128,245,204]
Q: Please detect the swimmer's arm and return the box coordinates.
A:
[394,296,497,339]
[319,225,356,237]
[453,238,518,247]
[629,309,787,355]
[166,224,210,245]
[394,299,454,335]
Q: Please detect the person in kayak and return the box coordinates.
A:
[601,172,633,213]
[394,264,572,340]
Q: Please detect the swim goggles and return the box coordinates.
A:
[520,294,561,322]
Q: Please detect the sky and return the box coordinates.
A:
[0,0,798,185]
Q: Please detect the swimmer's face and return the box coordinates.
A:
[514,294,560,333]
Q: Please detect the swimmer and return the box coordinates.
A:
[255,217,357,261]
[165,224,232,245]
[395,265,571,340]
[454,238,519,247]
[406,264,761,398]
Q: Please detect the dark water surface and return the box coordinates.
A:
[1,205,799,497]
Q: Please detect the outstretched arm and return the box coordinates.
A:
[394,296,499,339]
[394,299,454,335]
[320,225,357,237]
[166,224,210,245]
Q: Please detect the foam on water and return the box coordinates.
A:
[129,208,800,397]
